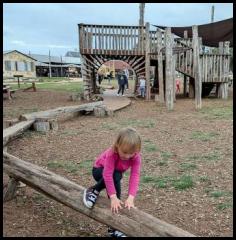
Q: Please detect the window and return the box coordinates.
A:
[17,61,25,71]
[31,62,35,72]
[5,61,11,71]
[27,62,31,72]
[24,61,28,71]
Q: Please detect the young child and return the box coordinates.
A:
[139,76,146,98]
[83,127,142,237]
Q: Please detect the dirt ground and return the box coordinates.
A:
[3,88,233,237]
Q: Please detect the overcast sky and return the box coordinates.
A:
[3,3,233,57]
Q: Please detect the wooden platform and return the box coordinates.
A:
[103,89,131,111]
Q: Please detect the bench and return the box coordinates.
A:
[3,85,13,100]
[3,85,21,100]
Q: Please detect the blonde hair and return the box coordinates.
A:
[113,127,141,153]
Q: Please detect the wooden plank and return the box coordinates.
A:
[83,55,99,70]
[132,56,145,69]
[132,60,145,72]
[219,42,224,82]
[3,152,195,237]
[157,29,164,103]
[3,120,35,146]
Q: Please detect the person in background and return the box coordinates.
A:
[117,71,127,96]
[176,79,180,93]
[139,76,146,98]
[123,67,129,89]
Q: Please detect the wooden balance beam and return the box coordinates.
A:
[3,151,195,237]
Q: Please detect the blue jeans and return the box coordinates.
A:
[92,167,122,199]
[140,86,145,97]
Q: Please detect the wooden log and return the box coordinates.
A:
[192,26,202,109]
[20,101,104,121]
[165,27,174,110]
[4,118,20,128]
[3,151,196,237]
[3,120,35,146]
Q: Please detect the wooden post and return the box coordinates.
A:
[192,26,202,109]
[165,27,174,110]
[189,77,195,98]
[172,37,176,102]
[139,3,145,53]
[217,41,229,100]
[157,29,164,103]
[145,22,151,100]
[81,56,90,100]
[183,75,187,96]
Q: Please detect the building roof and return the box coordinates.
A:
[65,51,80,57]
[3,50,37,61]
[28,53,81,65]
[35,62,80,67]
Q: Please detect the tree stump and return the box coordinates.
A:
[70,93,83,101]
[3,177,19,202]
[94,106,107,117]
[106,109,114,117]
[33,117,58,132]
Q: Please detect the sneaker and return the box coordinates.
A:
[122,94,125,96]
[108,227,127,237]
[116,93,120,96]
[83,187,99,208]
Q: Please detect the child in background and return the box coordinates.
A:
[83,127,142,237]
[139,76,146,98]
[176,79,180,93]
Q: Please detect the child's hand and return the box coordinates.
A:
[110,194,123,214]
[124,195,136,210]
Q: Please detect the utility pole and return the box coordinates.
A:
[60,55,63,77]
[139,3,145,26]
[49,50,52,78]
[211,5,214,23]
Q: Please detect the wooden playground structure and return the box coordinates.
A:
[78,23,231,110]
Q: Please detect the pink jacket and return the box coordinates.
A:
[94,147,141,197]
